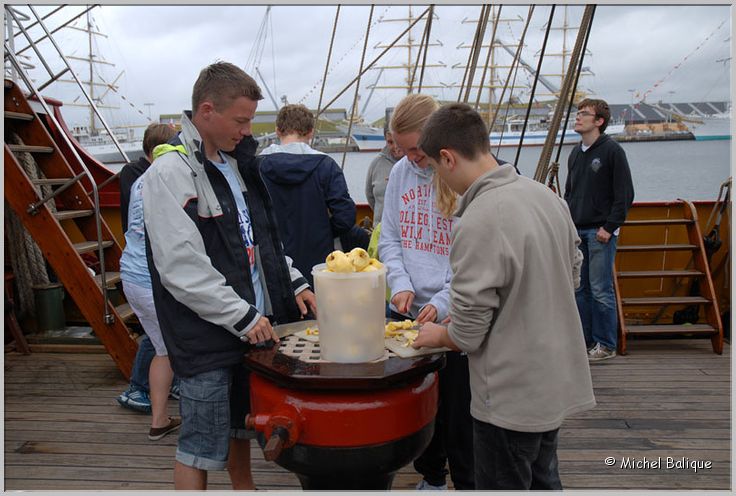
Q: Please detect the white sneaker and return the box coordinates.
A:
[416,480,448,490]
[588,343,616,362]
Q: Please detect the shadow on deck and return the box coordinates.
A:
[4,338,730,490]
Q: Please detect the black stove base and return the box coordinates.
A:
[259,421,435,490]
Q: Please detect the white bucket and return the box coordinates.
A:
[312,262,387,363]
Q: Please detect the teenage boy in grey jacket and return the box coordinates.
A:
[143,62,316,490]
[414,103,596,490]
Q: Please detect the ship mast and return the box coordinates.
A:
[540,6,588,103]
[60,10,123,137]
[370,6,446,95]
[455,8,527,127]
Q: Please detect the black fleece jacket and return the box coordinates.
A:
[564,133,634,234]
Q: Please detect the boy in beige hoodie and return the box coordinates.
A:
[413,103,595,490]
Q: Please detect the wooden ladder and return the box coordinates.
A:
[614,200,723,355]
[4,79,137,378]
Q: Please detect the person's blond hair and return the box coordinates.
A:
[390,94,438,135]
[390,94,457,217]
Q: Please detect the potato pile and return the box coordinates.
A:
[385,319,420,347]
[324,248,383,273]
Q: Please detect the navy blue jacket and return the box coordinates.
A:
[259,152,356,286]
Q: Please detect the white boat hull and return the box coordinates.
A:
[490,123,625,148]
[687,115,731,141]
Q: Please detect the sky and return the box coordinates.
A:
[9,3,732,134]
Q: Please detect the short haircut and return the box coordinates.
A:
[191,62,263,115]
[577,98,610,133]
[142,123,177,157]
[276,104,314,136]
[419,103,490,161]
[390,94,439,135]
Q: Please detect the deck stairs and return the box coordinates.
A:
[614,200,723,355]
[4,79,137,378]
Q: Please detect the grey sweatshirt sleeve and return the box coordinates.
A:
[142,160,260,337]
[378,165,414,298]
[365,158,377,211]
[446,213,506,353]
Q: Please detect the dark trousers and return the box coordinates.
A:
[130,335,154,392]
[473,419,562,490]
[413,351,475,489]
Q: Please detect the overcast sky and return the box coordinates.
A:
[12,4,732,132]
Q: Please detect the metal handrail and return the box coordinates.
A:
[5,44,114,325]
[27,172,87,215]
[25,5,130,165]
[5,7,70,93]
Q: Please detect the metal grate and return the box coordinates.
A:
[277,334,394,363]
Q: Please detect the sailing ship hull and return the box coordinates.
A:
[83,140,145,165]
[688,116,731,141]
[489,123,625,148]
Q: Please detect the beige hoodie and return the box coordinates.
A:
[447,164,596,432]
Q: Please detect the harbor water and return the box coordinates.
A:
[106,139,731,203]
[332,139,732,203]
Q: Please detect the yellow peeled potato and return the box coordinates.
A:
[348,247,370,271]
[368,258,383,269]
[325,250,353,272]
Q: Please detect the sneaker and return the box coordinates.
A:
[416,480,448,491]
[148,416,182,441]
[117,387,152,414]
[169,383,180,400]
[588,343,616,362]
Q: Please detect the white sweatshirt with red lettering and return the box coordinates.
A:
[378,156,457,321]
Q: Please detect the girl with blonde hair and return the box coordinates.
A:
[379,93,473,490]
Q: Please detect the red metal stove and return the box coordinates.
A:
[244,329,444,490]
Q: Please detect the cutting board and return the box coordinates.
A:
[384,337,449,358]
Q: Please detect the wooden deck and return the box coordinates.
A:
[4,338,731,490]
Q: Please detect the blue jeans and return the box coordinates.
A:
[576,228,618,350]
[473,419,562,490]
[130,335,154,392]
[176,364,255,471]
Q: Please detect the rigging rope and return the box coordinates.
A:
[340,5,374,170]
[416,5,434,92]
[458,5,487,103]
[462,5,492,104]
[409,4,434,93]
[489,6,535,134]
[547,5,597,195]
[5,133,53,316]
[534,5,594,184]
[512,6,555,168]
[299,6,391,105]
[314,7,431,121]
[637,19,726,103]
[312,4,341,149]
[474,6,503,113]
